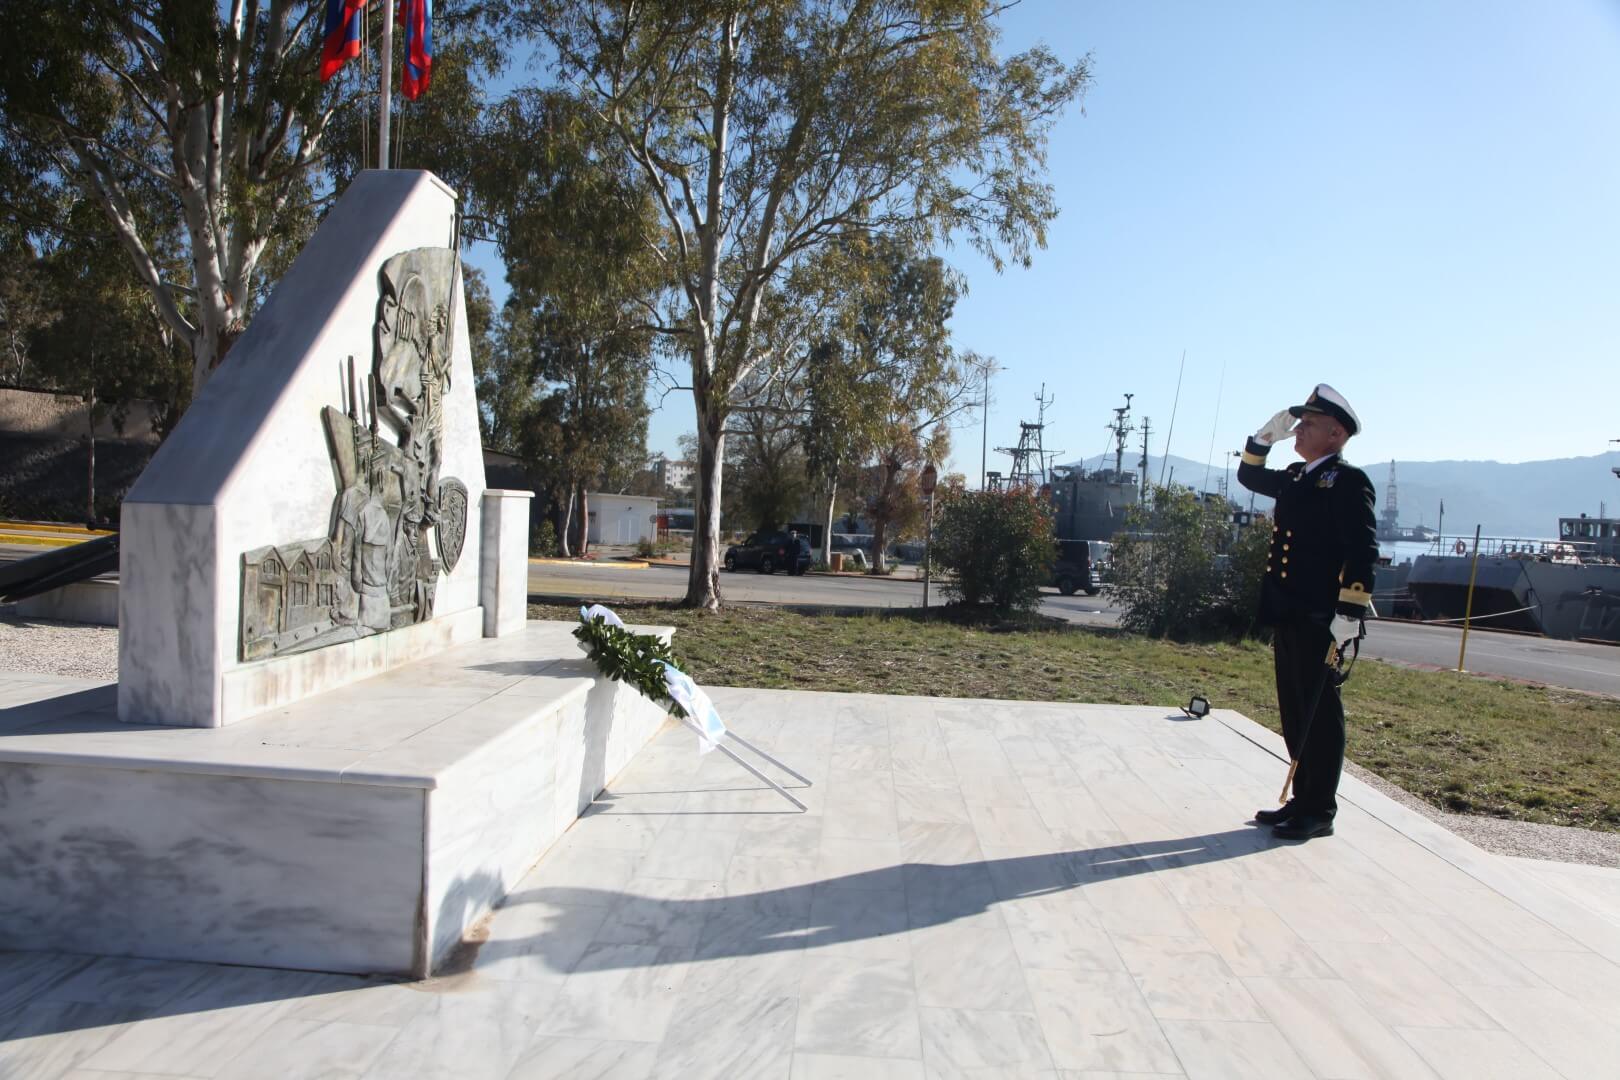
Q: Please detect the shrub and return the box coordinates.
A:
[1109,487,1266,641]
[931,488,1055,616]
[533,519,560,558]
[634,536,658,558]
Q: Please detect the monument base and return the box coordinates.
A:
[0,621,671,978]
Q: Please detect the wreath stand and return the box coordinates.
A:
[681,718,813,813]
[573,608,812,813]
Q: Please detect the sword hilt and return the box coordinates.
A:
[1279,759,1299,804]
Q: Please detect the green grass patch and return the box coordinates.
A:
[529,601,1620,832]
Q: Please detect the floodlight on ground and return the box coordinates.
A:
[1181,694,1210,719]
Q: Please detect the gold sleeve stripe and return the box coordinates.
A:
[1339,587,1372,607]
[1240,450,1267,466]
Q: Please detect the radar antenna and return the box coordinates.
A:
[1105,394,1134,479]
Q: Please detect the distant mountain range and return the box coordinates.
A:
[1063,451,1620,539]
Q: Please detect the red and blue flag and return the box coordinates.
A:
[398,0,433,101]
[320,0,369,82]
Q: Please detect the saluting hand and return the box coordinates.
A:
[1253,409,1298,446]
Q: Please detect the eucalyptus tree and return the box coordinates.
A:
[519,0,1088,608]
[475,87,664,555]
[0,0,504,396]
[799,235,984,572]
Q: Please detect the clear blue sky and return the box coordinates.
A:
[466,1,1620,480]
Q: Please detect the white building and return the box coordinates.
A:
[658,458,696,494]
[587,493,660,546]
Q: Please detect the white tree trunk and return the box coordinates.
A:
[821,480,837,569]
[684,405,726,609]
[559,487,575,558]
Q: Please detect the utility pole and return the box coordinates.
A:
[979,365,992,490]
[1139,417,1153,493]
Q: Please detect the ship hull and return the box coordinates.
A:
[1406,555,1620,643]
[1522,561,1620,643]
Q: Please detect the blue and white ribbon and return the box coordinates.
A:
[658,660,728,754]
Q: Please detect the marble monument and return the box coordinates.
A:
[119,171,495,727]
[0,171,678,977]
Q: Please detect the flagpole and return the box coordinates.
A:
[378,0,395,169]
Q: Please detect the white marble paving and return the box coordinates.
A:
[3,688,1619,1078]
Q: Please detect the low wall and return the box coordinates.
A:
[0,386,161,443]
[13,578,119,626]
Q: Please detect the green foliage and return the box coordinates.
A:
[517,0,1090,607]
[573,614,686,718]
[472,88,662,547]
[794,236,978,571]
[0,0,504,396]
[1225,517,1272,632]
[634,536,658,559]
[727,423,810,532]
[9,214,190,429]
[533,519,560,558]
[1109,488,1261,641]
[932,488,1055,616]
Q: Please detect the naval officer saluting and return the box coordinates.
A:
[1237,384,1378,840]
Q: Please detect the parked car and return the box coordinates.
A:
[1052,539,1109,596]
[724,530,812,575]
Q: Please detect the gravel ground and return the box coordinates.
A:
[0,609,119,681]
[1344,759,1620,868]
[4,609,1616,868]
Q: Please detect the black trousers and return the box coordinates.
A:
[1272,620,1345,817]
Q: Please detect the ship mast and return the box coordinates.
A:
[1106,394,1134,479]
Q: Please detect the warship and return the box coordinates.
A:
[1401,458,1620,643]
[987,392,1142,595]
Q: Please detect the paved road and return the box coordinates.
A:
[527,559,1125,626]
[1359,617,1620,698]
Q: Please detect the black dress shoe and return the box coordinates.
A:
[1272,814,1334,840]
[1253,803,1296,826]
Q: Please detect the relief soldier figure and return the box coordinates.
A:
[240,247,466,661]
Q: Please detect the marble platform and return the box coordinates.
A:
[2,685,1617,1079]
[0,621,672,978]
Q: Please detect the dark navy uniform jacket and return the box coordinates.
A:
[1237,437,1379,626]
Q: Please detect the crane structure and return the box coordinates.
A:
[1380,461,1402,535]
[994,384,1063,489]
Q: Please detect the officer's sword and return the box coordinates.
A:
[1278,621,1365,804]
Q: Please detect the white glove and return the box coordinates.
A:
[1331,613,1364,645]
[1253,409,1298,446]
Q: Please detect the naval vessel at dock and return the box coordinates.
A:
[1400,460,1620,644]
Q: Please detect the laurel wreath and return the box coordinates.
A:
[572,614,690,720]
